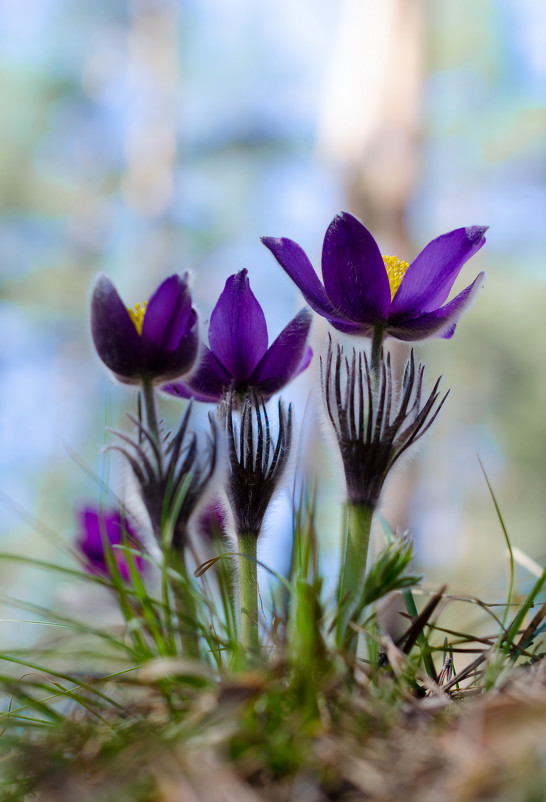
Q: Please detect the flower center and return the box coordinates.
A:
[127,301,148,335]
[382,255,409,301]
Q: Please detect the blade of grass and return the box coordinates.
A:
[478,456,515,637]
[401,588,443,680]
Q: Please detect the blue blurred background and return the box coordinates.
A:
[0,0,544,618]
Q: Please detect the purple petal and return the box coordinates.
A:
[321,213,391,322]
[78,508,119,574]
[251,308,313,396]
[162,381,216,404]
[142,273,193,352]
[79,508,107,556]
[392,226,488,316]
[261,235,350,325]
[295,344,313,376]
[208,270,268,380]
[77,506,143,579]
[388,272,486,341]
[90,274,144,383]
[140,274,199,381]
[325,319,376,336]
[196,499,228,543]
[79,506,124,545]
[161,347,231,402]
[150,310,200,383]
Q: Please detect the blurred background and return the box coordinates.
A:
[0,0,544,628]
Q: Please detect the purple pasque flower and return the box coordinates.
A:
[77,506,146,581]
[262,212,487,341]
[162,269,312,403]
[91,273,199,384]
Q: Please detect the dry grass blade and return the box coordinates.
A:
[397,586,446,660]
[515,599,546,653]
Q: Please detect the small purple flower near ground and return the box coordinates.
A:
[262,212,487,341]
[196,499,229,543]
[91,273,199,384]
[163,269,312,403]
[77,506,146,581]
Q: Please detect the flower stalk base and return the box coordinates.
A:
[238,532,260,654]
[141,376,162,466]
[336,502,374,646]
[370,327,384,385]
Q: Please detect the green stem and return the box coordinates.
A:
[238,532,260,654]
[141,376,162,470]
[370,326,384,391]
[336,501,374,646]
[403,589,437,680]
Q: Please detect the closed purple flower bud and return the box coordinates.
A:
[163,269,312,403]
[321,338,449,507]
[263,212,487,341]
[77,506,145,581]
[91,273,199,385]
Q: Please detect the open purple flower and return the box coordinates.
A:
[162,269,312,403]
[91,273,199,384]
[262,212,487,341]
[77,506,146,581]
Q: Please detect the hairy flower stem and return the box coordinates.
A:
[141,376,162,471]
[141,378,200,658]
[238,532,260,654]
[336,501,374,647]
[370,327,384,392]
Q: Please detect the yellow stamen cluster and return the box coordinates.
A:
[382,255,409,301]
[127,301,148,335]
